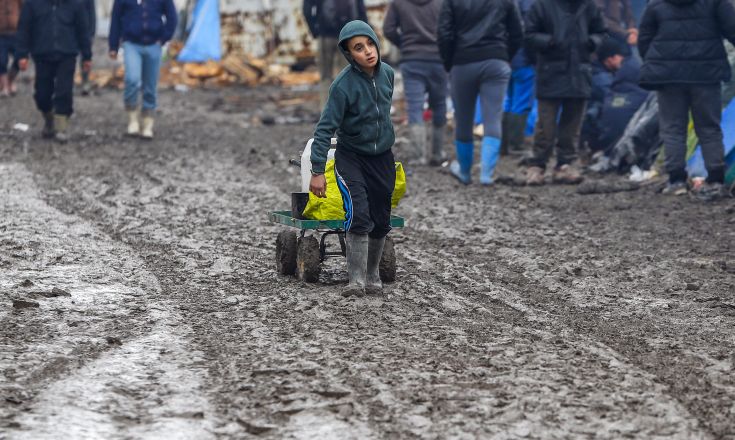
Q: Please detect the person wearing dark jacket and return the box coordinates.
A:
[79,0,94,95]
[16,0,91,142]
[594,0,637,49]
[383,0,447,166]
[0,0,22,96]
[638,0,735,199]
[109,0,177,139]
[309,21,396,297]
[303,0,368,108]
[438,0,524,185]
[523,0,606,185]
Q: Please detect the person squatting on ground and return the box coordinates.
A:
[79,0,94,96]
[303,0,367,109]
[383,0,448,166]
[15,0,91,143]
[0,0,22,97]
[638,0,735,200]
[309,21,396,298]
[502,0,536,157]
[109,0,177,139]
[523,0,606,185]
[438,0,524,185]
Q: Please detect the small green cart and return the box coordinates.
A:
[269,210,405,283]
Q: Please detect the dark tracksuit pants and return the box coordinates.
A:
[529,98,587,169]
[335,148,396,239]
[33,55,77,116]
[657,83,725,183]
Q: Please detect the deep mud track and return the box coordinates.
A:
[1,85,734,439]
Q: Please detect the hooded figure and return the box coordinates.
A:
[309,20,397,297]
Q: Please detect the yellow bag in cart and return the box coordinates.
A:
[301,160,406,221]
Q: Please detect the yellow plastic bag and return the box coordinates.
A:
[302,160,406,221]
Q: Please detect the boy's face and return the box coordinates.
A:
[346,36,378,70]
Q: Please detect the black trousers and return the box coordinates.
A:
[657,83,725,183]
[33,55,76,116]
[529,98,587,169]
[335,148,396,239]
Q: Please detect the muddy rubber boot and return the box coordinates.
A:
[342,232,368,298]
[407,123,427,165]
[508,113,529,156]
[41,112,55,138]
[449,140,473,185]
[365,236,386,295]
[141,113,154,139]
[479,136,501,185]
[429,124,446,166]
[0,74,8,97]
[127,109,140,136]
[53,115,69,144]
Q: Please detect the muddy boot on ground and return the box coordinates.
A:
[141,112,155,140]
[525,166,545,186]
[53,115,69,143]
[508,113,529,156]
[127,109,140,136]
[429,124,446,166]
[342,232,368,297]
[0,74,8,97]
[552,164,584,184]
[365,236,386,295]
[407,123,427,165]
[41,112,55,138]
[500,113,511,156]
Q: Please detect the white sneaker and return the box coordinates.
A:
[141,115,154,139]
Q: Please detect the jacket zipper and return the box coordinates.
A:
[372,78,378,153]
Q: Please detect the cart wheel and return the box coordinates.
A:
[379,236,396,283]
[275,231,297,276]
[297,236,321,283]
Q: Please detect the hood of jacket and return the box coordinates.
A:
[338,20,382,71]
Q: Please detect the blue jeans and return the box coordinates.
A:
[123,41,162,111]
[0,34,18,75]
[400,60,448,126]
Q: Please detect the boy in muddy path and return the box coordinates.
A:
[309,20,397,298]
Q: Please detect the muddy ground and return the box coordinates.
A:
[1,74,734,439]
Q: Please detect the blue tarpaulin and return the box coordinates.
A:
[687,99,735,182]
[178,0,221,62]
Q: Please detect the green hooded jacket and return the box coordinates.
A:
[310,20,396,174]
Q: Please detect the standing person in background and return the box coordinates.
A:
[383,0,447,166]
[438,0,524,185]
[80,0,95,96]
[0,0,22,97]
[595,0,637,52]
[303,0,368,108]
[501,0,536,156]
[638,0,735,200]
[109,0,177,139]
[523,0,606,185]
[15,0,91,142]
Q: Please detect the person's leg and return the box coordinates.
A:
[0,36,8,95]
[33,57,56,137]
[690,83,725,184]
[508,66,535,154]
[478,59,511,184]
[529,98,560,169]
[427,62,448,164]
[52,56,77,142]
[450,63,481,184]
[123,41,143,111]
[335,149,371,297]
[401,61,429,164]
[8,35,19,94]
[364,149,397,293]
[140,43,162,138]
[318,36,338,108]
[555,98,587,167]
[656,85,691,184]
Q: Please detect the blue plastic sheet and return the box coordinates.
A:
[178,0,221,62]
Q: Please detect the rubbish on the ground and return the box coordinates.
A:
[13,123,29,132]
[174,84,189,93]
[12,299,40,309]
[106,336,123,345]
[608,93,662,173]
[629,165,659,182]
[19,279,33,287]
[576,180,640,195]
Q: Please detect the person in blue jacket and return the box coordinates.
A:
[109,0,177,140]
[309,21,396,297]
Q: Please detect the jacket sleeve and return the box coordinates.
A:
[506,0,524,61]
[716,0,735,46]
[637,4,656,59]
[75,2,92,60]
[587,2,606,51]
[162,0,178,43]
[524,1,552,53]
[437,0,455,71]
[382,2,401,48]
[108,0,123,52]
[357,0,368,23]
[622,0,636,29]
[15,0,32,59]
[86,0,96,37]
[311,87,347,174]
[303,0,319,37]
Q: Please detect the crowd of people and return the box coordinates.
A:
[304,0,735,201]
[0,0,176,141]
